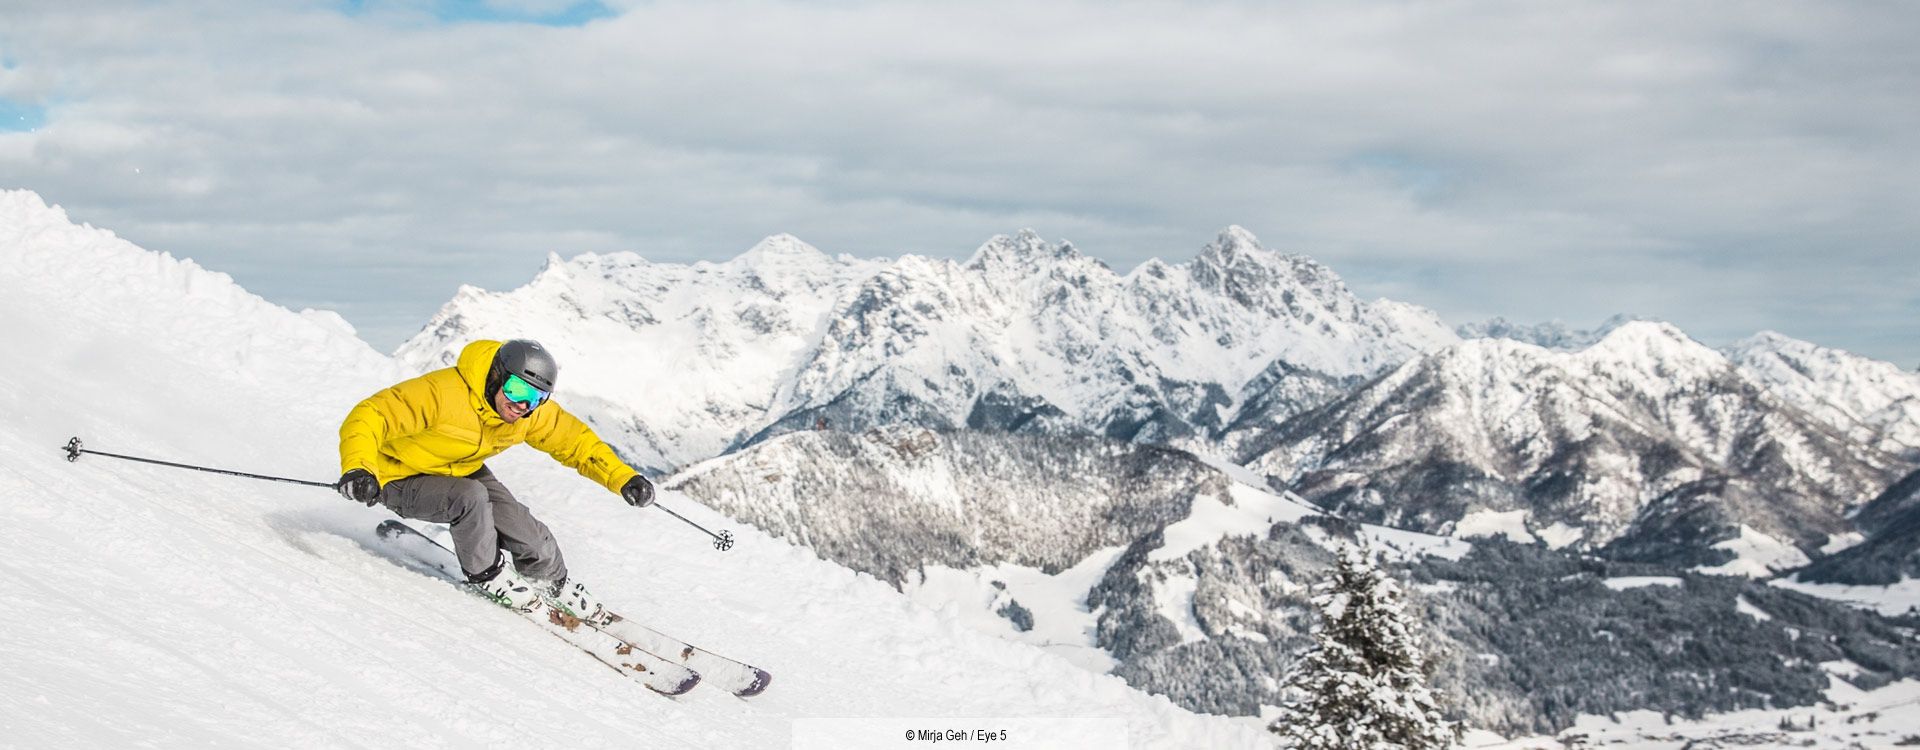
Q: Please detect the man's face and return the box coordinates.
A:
[493,387,533,424]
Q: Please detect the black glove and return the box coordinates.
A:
[337,469,381,506]
[622,475,655,508]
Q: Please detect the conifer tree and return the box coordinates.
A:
[1270,545,1460,749]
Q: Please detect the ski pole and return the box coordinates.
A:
[65,435,737,552]
[61,436,336,489]
[651,501,736,552]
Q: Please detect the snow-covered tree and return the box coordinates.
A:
[1270,545,1460,749]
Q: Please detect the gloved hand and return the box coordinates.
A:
[621,475,655,508]
[337,469,381,506]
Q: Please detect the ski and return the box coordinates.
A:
[375,519,772,697]
[374,520,700,696]
[591,613,773,697]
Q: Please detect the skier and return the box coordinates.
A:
[335,339,655,618]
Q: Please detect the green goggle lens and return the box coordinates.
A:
[502,373,550,408]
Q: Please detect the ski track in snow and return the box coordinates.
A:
[0,191,1268,748]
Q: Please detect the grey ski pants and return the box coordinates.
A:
[378,465,567,582]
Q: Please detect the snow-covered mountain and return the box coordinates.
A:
[667,425,1920,737]
[1726,331,1920,461]
[1460,320,1920,462]
[0,190,1271,747]
[1237,322,1910,574]
[393,225,1920,576]
[395,228,1920,575]
[395,236,890,473]
[669,427,1239,586]
[664,427,1416,719]
[1795,468,1920,585]
[760,228,1455,447]
[396,227,1458,471]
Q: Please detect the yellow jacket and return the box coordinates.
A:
[339,340,639,494]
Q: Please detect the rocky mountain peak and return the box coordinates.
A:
[737,233,828,266]
[1572,320,1728,378]
[1193,225,1264,274]
[1202,225,1264,263]
[964,229,1091,276]
[1191,226,1347,313]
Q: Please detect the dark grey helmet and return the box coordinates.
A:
[495,339,559,392]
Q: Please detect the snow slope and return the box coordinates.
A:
[1728,331,1920,460]
[0,191,1268,748]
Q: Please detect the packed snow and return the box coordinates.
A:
[1534,522,1585,549]
[1601,577,1683,591]
[1823,531,1867,555]
[1149,485,1318,563]
[1736,596,1774,621]
[1772,575,1920,618]
[1452,509,1536,544]
[902,547,1129,673]
[1695,525,1813,578]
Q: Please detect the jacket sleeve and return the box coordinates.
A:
[525,403,641,495]
[339,377,436,477]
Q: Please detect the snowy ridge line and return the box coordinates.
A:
[1727,330,1920,459]
[396,224,1459,472]
[1244,319,1914,575]
[387,192,1920,587]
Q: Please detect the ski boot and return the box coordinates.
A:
[466,553,543,613]
[543,577,607,622]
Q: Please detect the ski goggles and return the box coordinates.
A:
[501,373,550,409]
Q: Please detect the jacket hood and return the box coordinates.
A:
[455,339,505,422]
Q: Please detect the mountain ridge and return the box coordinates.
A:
[397,226,1460,470]
[1239,320,1909,571]
[395,221,1920,578]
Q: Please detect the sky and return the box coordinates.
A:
[1,0,1915,366]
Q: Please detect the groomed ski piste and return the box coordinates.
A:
[6,189,1920,748]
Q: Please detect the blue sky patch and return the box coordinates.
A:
[0,98,47,132]
[338,0,615,27]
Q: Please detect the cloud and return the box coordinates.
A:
[0,0,1914,364]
